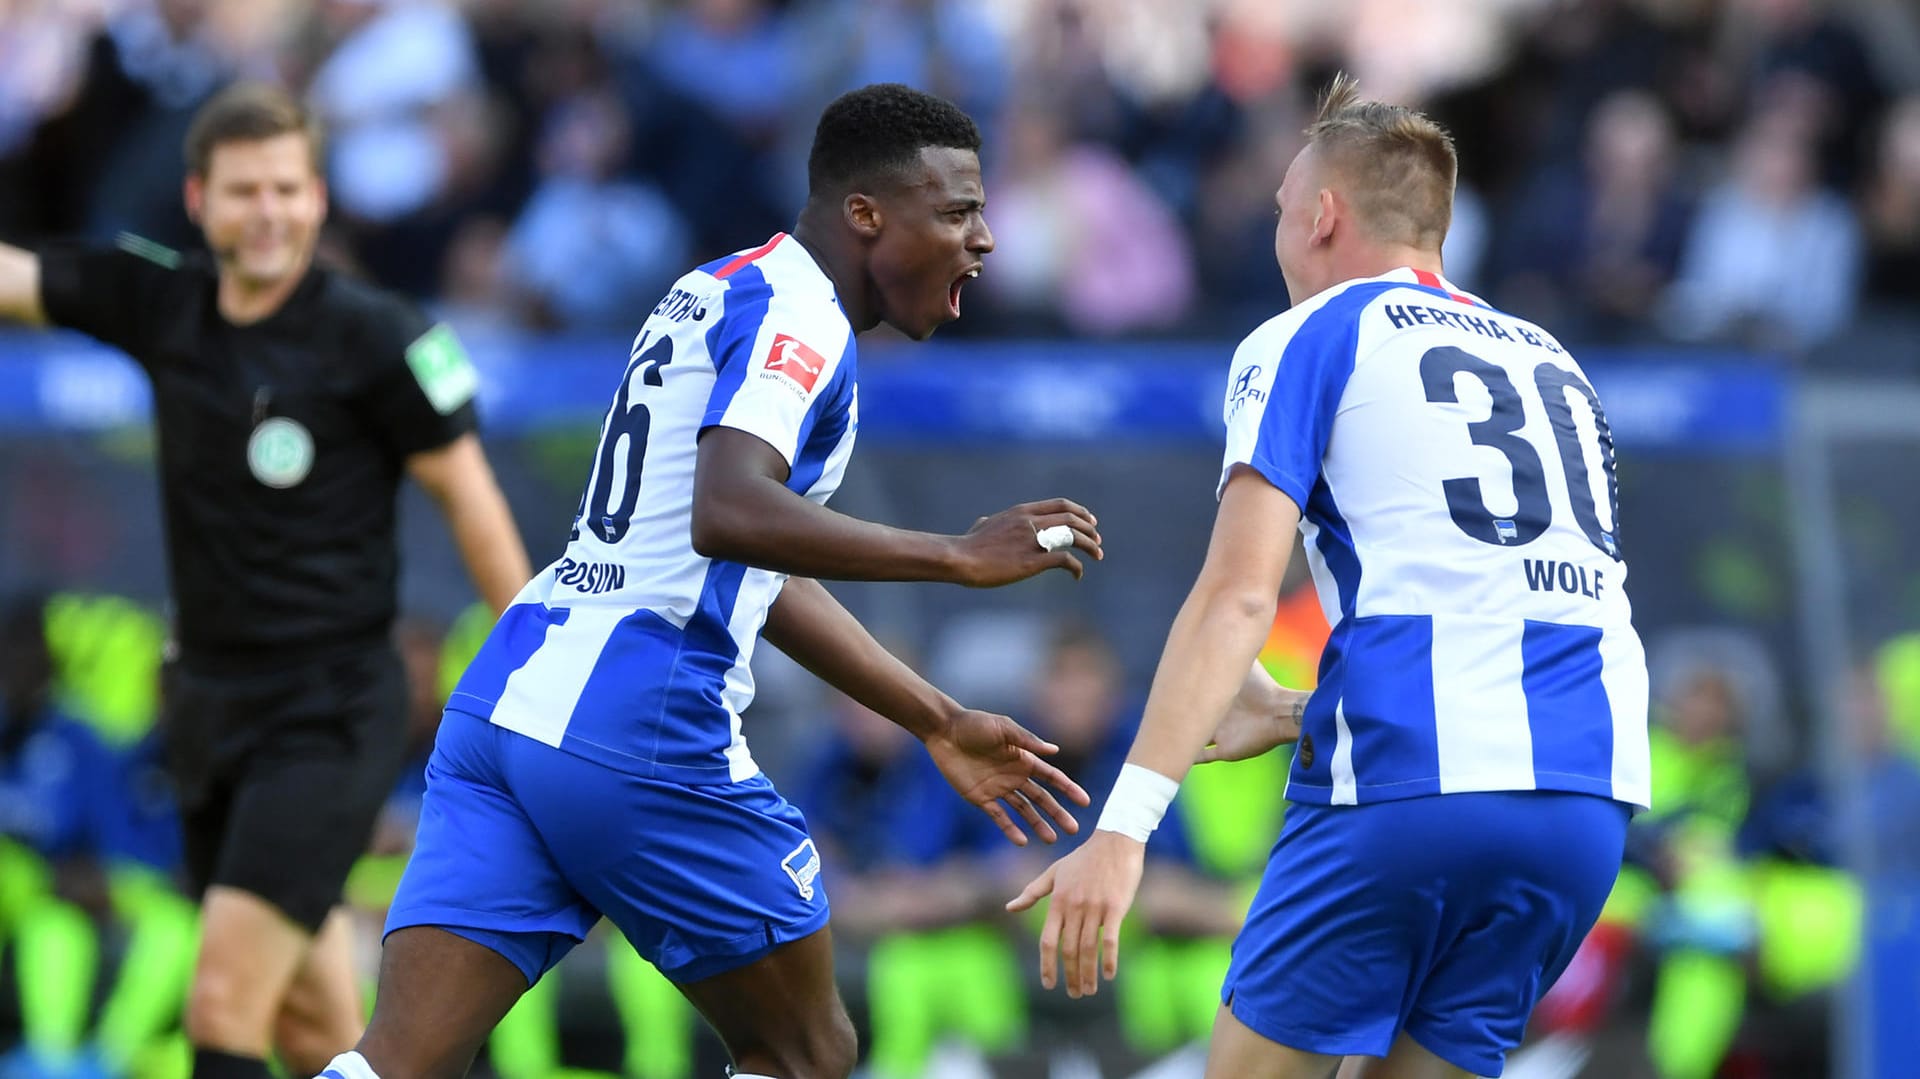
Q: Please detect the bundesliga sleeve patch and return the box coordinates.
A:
[405,323,480,414]
[762,333,827,394]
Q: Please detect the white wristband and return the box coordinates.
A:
[1095,764,1180,843]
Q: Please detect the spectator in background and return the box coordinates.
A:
[79,0,275,241]
[1634,659,1757,1079]
[1192,108,1300,329]
[0,594,118,1079]
[91,707,196,1079]
[38,590,195,1079]
[1010,624,1243,1070]
[1498,90,1694,343]
[8,0,279,250]
[301,0,484,241]
[794,0,1010,126]
[647,0,797,137]
[1860,96,1920,312]
[0,2,97,163]
[1663,113,1860,353]
[432,216,524,337]
[798,690,1019,1079]
[503,89,689,331]
[981,107,1195,336]
[1732,0,1888,191]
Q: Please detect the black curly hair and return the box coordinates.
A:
[807,83,981,198]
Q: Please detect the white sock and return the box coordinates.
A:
[317,1052,382,1079]
[726,1072,779,1078]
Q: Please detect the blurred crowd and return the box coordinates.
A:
[0,0,1917,357]
[5,582,1920,1079]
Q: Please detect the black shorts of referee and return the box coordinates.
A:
[162,640,409,933]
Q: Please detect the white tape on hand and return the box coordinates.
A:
[1036,524,1075,552]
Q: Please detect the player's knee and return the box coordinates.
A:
[799,1007,859,1079]
[184,967,274,1051]
[742,1007,857,1079]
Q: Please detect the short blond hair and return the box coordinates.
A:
[1305,72,1456,250]
[184,82,324,178]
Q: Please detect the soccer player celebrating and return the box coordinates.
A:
[0,85,531,1079]
[314,84,1100,1079]
[1011,75,1650,1079]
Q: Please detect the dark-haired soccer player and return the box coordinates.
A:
[0,84,531,1079]
[316,83,1102,1079]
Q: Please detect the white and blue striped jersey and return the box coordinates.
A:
[1224,267,1650,810]
[448,234,858,783]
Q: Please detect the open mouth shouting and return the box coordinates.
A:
[947,264,982,319]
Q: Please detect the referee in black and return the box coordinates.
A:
[0,83,532,1079]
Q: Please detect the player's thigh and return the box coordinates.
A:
[383,713,600,987]
[356,926,533,1079]
[517,764,832,988]
[1219,801,1435,1062]
[1336,1032,1472,1079]
[674,925,857,1079]
[514,764,845,1073]
[1206,1004,1343,1079]
[1401,791,1630,1078]
[362,717,601,1079]
[213,648,412,933]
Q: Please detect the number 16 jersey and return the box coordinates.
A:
[449,234,858,784]
[1224,267,1650,810]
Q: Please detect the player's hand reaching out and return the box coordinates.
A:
[1196,663,1307,764]
[1006,830,1145,999]
[924,709,1091,846]
[950,499,1102,586]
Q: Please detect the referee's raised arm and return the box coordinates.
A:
[0,241,47,326]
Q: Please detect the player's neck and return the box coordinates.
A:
[1346,244,1444,286]
[216,259,311,325]
[791,213,877,332]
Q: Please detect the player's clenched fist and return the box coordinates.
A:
[947,498,1103,586]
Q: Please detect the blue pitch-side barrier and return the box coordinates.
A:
[0,330,1787,452]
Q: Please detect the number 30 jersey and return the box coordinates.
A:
[449,234,858,784]
[1224,268,1650,810]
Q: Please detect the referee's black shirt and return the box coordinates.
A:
[37,238,479,663]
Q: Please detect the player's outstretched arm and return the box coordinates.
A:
[693,427,1101,586]
[1008,466,1302,999]
[408,433,534,615]
[764,576,1089,845]
[0,242,48,326]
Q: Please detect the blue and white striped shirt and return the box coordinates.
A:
[1223,268,1650,810]
[448,234,858,783]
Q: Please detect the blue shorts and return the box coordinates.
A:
[1223,790,1628,1077]
[387,712,829,985]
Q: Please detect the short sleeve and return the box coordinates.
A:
[701,289,853,469]
[353,303,481,459]
[36,239,188,363]
[1217,290,1372,506]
